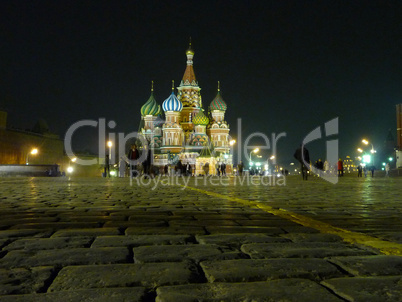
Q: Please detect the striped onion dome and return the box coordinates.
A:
[210,91,227,111]
[155,105,162,116]
[141,92,159,116]
[162,92,183,112]
[193,109,209,126]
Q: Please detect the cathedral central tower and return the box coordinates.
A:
[177,41,202,141]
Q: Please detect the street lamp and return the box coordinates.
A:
[361,139,376,166]
[249,148,259,163]
[362,139,376,153]
[107,141,113,160]
[67,157,77,174]
[26,148,38,165]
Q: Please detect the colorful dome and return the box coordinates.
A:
[189,133,209,146]
[193,109,209,125]
[141,92,159,116]
[162,92,183,112]
[210,91,227,111]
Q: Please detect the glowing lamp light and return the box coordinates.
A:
[110,171,116,176]
[389,157,393,161]
[31,148,38,155]
[357,148,363,153]
[264,164,268,170]
[362,139,369,145]
[107,141,113,147]
[224,154,229,159]
[362,154,371,164]
[382,163,386,166]
[229,140,236,146]
[67,167,74,173]
[250,162,254,166]
[256,163,261,167]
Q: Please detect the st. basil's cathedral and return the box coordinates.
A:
[138,42,233,175]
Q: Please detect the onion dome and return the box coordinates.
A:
[141,81,159,116]
[162,81,183,112]
[210,81,227,111]
[193,109,209,126]
[155,105,162,116]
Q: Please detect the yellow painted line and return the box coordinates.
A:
[184,185,402,256]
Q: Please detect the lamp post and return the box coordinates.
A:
[249,148,259,163]
[67,157,77,174]
[361,139,376,166]
[228,139,236,174]
[107,141,113,161]
[26,148,38,165]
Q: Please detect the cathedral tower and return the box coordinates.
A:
[207,81,230,156]
[140,81,161,143]
[177,40,202,141]
[161,82,184,154]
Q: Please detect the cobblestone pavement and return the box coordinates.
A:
[0,175,401,301]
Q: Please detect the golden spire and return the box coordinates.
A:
[186,37,194,56]
[172,80,175,91]
[151,80,154,92]
[218,81,220,92]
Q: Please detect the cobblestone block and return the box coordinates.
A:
[0,287,145,302]
[0,239,9,249]
[169,220,240,226]
[3,237,93,251]
[0,266,55,295]
[48,262,199,291]
[91,235,191,248]
[322,276,402,302]
[327,255,402,276]
[0,229,53,239]
[200,259,343,282]
[133,244,234,263]
[0,247,129,268]
[51,228,121,237]
[206,226,285,234]
[57,216,120,222]
[235,219,302,227]
[196,234,290,248]
[280,226,320,233]
[104,221,167,228]
[156,279,343,302]
[128,215,175,221]
[280,233,344,243]
[125,227,206,235]
[0,218,58,229]
[9,222,100,230]
[241,242,373,259]
[192,214,250,220]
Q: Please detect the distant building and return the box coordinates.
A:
[343,156,357,173]
[137,42,233,175]
[0,111,65,165]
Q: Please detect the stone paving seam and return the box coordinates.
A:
[182,185,402,256]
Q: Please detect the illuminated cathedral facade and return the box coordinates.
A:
[138,43,233,175]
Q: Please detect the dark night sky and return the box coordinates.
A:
[1,0,401,165]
